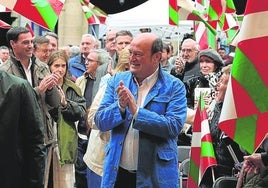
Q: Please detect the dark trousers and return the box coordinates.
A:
[86,167,102,188]
[75,138,88,188]
[114,167,136,188]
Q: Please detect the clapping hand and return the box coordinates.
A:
[57,86,67,107]
[116,81,137,115]
[39,73,61,93]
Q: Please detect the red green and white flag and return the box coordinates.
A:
[225,27,239,45]
[224,14,243,45]
[25,23,35,37]
[80,0,107,25]
[195,21,208,50]
[0,5,11,12]
[219,0,268,154]
[169,0,178,25]
[178,0,207,21]
[218,13,239,31]
[195,21,217,50]
[207,0,226,21]
[225,0,236,13]
[178,0,217,35]
[208,13,239,33]
[187,94,217,187]
[0,19,11,29]
[0,0,65,30]
[207,0,236,21]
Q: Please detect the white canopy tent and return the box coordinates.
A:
[97,0,193,42]
[106,0,171,27]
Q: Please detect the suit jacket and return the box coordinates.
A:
[0,54,61,145]
[95,67,187,188]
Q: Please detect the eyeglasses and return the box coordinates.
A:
[86,58,99,63]
[129,50,144,58]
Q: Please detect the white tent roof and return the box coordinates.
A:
[101,0,193,41]
[106,0,169,27]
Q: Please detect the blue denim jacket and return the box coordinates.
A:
[95,67,187,188]
[68,54,85,80]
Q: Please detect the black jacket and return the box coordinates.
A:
[0,70,46,188]
[1,54,61,145]
[184,70,222,109]
[170,57,200,82]
[210,102,245,168]
[184,74,208,109]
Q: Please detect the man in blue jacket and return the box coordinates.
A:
[68,34,96,81]
[95,33,187,188]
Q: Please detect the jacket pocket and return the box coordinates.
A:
[152,96,170,103]
[146,96,171,114]
[156,150,178,185]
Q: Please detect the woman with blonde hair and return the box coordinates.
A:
[114,45,130,73]
[99,45,130,89]
[83,45,130,188]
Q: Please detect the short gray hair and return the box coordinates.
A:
[81,34,96,44]
[89,49,110,65]
[33,36,50,50]
[69,46,80,58]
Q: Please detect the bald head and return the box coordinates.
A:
[132,33,162,56]
[134,32,157,42]
[180,38,199,63]
[182,38,199,50]
[129,33,163,83]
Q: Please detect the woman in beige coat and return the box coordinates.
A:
[83,46,130,188]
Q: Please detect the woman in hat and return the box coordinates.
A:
[178,48,224,146]
[184,48,224,110]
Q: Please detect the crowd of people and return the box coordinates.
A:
[0,25,266,188]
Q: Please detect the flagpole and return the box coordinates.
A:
[211,167,216,183]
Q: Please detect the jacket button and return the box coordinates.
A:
[113,167,118,171]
